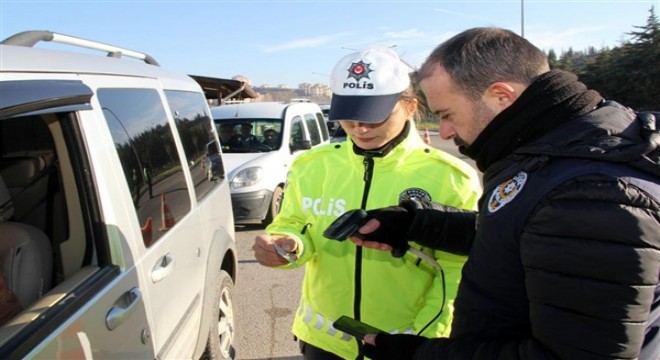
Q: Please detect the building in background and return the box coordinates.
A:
[191,74,332,105]
[253,81,331,103]
[189,74,258,105]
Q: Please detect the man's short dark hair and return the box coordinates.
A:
[417,27,550,100]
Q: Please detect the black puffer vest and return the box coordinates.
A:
[448,103,660,359]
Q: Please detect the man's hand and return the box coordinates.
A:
[252,234,298,266]
[348,202,415,257]
[351,199,477,255]
[349,218,394,252]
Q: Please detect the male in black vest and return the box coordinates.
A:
[348,27,660,360]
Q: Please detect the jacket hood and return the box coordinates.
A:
[515,102,660,174]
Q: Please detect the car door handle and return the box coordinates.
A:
[106,288,142,330]
[151,253,175,283]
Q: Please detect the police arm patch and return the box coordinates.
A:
[487,172,527,213]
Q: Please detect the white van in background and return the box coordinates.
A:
[0,31,237,359]
[211,101,330,225]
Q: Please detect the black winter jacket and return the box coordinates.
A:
[411,103,660,359]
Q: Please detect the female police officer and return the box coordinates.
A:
[252,46,482,360]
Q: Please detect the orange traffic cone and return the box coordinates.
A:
[141,217,153,246]
[159,193,176,231]
[423,127,431,145]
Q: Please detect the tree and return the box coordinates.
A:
[624,6,660,109]
[558,48,575,70]
[547,49,559,69]
[578,6,659,110]
[546,7,659,110]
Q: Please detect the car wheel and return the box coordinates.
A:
[262,185,283,226]
[202,270,235,359]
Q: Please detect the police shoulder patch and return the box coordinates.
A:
[487,172,527,213]
[399,188,431,203]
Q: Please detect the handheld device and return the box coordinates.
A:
[333,315,383,340]
[323,209,369,240]
[324,209,412,258]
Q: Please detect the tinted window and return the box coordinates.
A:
[165,90,223,200]
[315,112,329,140]
[99,88,191,247]
[215,119,283,153]
[0,116,54,153]
[304,113,321,146]
[290,116,305,149]
[0,115,64,240]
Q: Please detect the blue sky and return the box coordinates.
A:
[1,1,656,88]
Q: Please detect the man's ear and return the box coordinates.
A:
[483,82,521,111]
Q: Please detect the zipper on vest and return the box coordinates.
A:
[354,155,375,323]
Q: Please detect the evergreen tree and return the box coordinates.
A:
[547,49,559,69]
[625,6,660,109]
[579,6,658,110]
[558,48,575,70]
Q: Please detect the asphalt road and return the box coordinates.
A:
[232,131,478,360]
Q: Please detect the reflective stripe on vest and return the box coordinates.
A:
[297,300,415,341]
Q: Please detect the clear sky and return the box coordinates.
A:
[1,1,656,88]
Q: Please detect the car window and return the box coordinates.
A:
[98,88,191,247]
[214,118,283,153]
[304,113,321,146]
[315,112,329,141]
[164,90,223,201]
[0,110,116,357]
[290,116,305,149]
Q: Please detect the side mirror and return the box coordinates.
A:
[206,140,220,155]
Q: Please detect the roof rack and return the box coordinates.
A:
[288,98,311,103]
[1,30,160,66]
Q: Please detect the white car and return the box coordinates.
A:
[319,103,335,132]
[211,102,330,225]
[0,31,237,359]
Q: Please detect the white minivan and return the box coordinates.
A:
[0,31,237,359]
[211,102,329,225]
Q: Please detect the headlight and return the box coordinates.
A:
[231,167,263,189]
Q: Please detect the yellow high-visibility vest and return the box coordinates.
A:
[267,122,482,359]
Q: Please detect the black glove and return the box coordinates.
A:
[361,333,427,360]
[362,199,478,256]
[362,202,414,257]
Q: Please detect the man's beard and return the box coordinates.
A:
[454,137,470,155]
[454,137,469,148]
[456,99,495,156]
